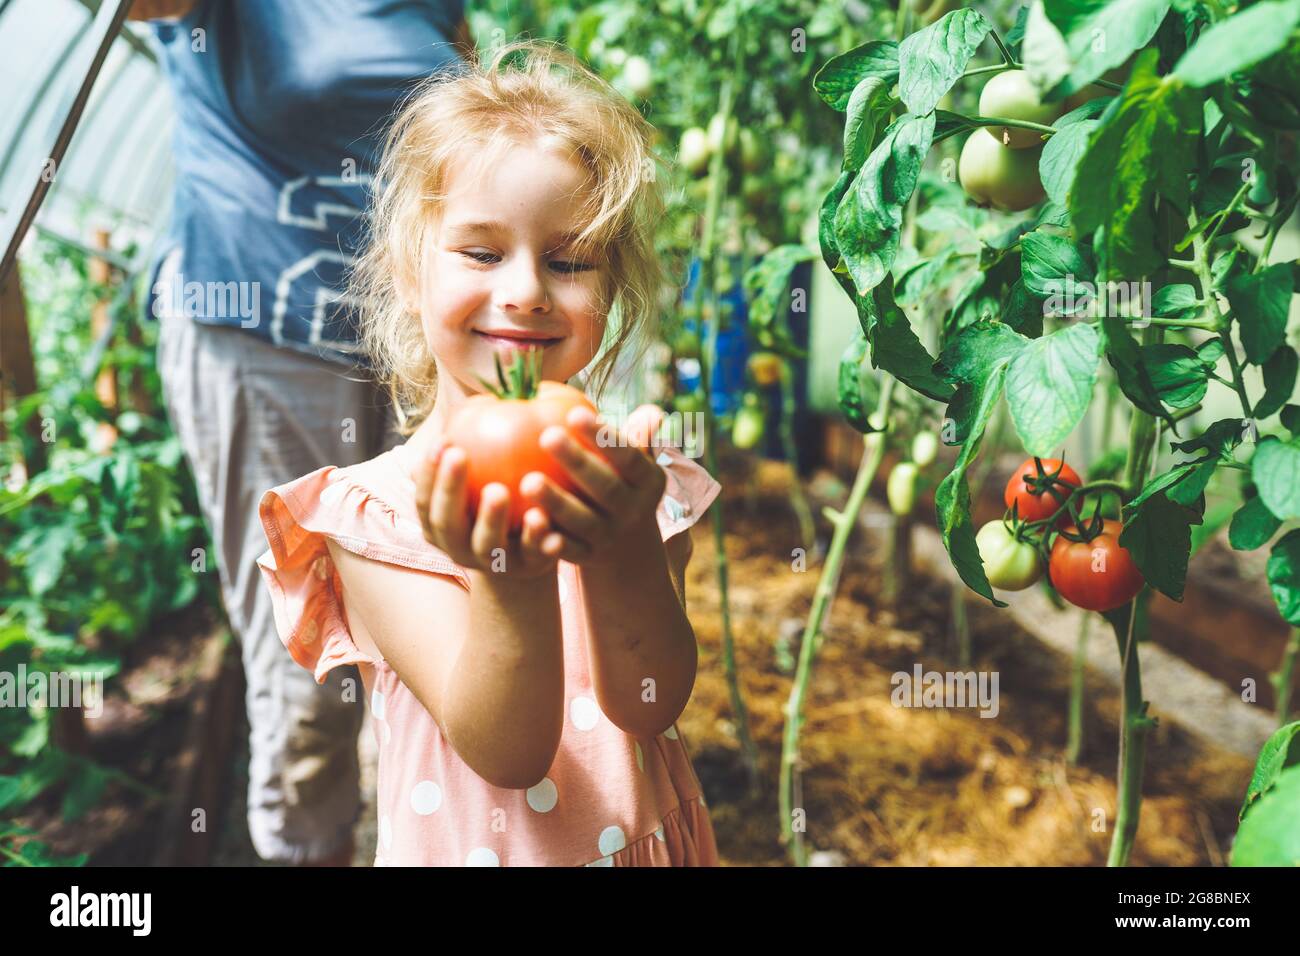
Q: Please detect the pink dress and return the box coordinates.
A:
[256,439,723,866]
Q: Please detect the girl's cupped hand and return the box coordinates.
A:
[413,404,667,572]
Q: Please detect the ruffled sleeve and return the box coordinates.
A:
[651,445,722,542]
[255,462,470,684]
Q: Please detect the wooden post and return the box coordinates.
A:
[0,266,45,478]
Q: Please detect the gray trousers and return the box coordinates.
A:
[156,278,399,863]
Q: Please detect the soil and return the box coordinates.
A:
[679,456,1255,866]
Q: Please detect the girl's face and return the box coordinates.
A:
[415,140,609,405]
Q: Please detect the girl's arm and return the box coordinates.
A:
[326,540,566,790]
[577,515,699,740]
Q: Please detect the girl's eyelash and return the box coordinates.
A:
[458,250,595,274]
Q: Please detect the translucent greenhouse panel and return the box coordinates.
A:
[0,0,172,282]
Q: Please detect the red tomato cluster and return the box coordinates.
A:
[991,457,1145,612]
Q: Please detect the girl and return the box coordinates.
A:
[256,40,722,866]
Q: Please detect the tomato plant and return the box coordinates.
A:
[818,0,1300,867]
[445,349,601,532]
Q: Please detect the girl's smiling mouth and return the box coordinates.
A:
[474,330,563,349]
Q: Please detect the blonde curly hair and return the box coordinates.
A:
[349,38,668,435]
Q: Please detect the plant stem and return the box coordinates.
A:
[1252,218,1283,274]
[692,31,760,793]
[1067,613,1090,766]
[780,376,896,866]
[990,30,1014,65]
[1202,179,1252,251]
[1188,204,1254,419]
[1107,327,1160,867]
[1273,628,1300,727]
[962,113,1058,137]
[777,358,816,550]
[1123,317,1216,331]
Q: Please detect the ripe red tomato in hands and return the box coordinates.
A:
[446,379,601,532]
[1049,519,1145,612]
[1004,457,1081,525]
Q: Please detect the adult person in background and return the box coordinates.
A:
[129,0,471,866]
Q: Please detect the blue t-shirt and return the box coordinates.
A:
[144,0,465,366]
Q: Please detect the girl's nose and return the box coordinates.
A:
[495,258,550,314]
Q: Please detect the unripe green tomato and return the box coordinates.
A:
[958,129,1046,212]
[623,55,652,99]
[732,403,766,449]
[979,70,1063,149]
[679,127,710,176]
[739,128,765,173]
[706,113,739,158]
[975,520,1043,591]
[911,431,938,468]
[887,461,919,516]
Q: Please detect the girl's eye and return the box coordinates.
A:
[550,260,595,274]
[460,250,500,264]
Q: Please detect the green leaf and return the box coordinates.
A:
[1232,764,1300,865]
[1002,279,1046,337]
[1069,49,1201,280]
[936,362,1010,607]
[1174,0,1300,88]
[1229,494,1282,550]
[1268,530,1300,625]
[1225,264,1294,365]
[818,170,854,277]
[938,319,1029,385]
[837,328,882,434]
[897,8,993,116]
[1169,417,1246,459]
[743,244,817,329]
[835,112,936,295]
[1024,0,1171,100]
[843,77,895,173]
[1020,230,1095,301]
[1100,315,1167,419]
[1004,323,1101,457]
[24,525,79,597]
[858,280,955,402]
[1256,347,1299,419]
[1282,404,1300,435]
[1120,491,1200,601]
[1252,436,1300,519]
[1151,283,1200,320]
[1140,343,1210,409]
[1240,720,1300,819]
[814,40,899,111]
[1039,119,1096,206]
